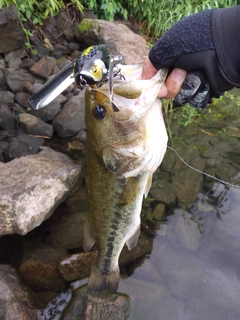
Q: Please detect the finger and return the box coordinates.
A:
[140,57,158,80]
[164,68,187,99]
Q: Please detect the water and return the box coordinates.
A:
[118,183,240,320]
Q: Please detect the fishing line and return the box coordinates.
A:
[167,145,240,190]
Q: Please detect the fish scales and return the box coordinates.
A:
[84,66,168,293]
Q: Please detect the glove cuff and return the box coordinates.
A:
[213,6,240,85]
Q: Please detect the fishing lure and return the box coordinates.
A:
[74,44,110,87]
[28,44,122,110]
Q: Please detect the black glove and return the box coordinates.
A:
[149,6,240,108]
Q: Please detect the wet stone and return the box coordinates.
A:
[150,179,176,205]
[152,203,165,221]
[166,208,202,251]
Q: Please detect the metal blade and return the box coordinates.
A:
[28,60,75,109]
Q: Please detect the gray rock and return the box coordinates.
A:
[53,91,85,137]
[0,264,38,319]
[18,113,53,138]
[0,146,81,235]
[4,47,24,69]
[0,91,15,104]
[0,4,26,53]
[75,19,149,64]
[6,68,42,93]
[43,211,87,249]
[29,94,66,122]
[15,92,31,108]
[0,103,15,129]
[167,208,202,251]
[150,179,176,205]
[3,134,44,161]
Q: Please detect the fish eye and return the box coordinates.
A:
[93,105,106,120]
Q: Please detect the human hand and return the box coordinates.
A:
[144,6,240,108]
[140,57,187,99]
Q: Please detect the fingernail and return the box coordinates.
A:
[173,68,187,81]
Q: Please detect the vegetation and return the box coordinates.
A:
[0,0,239,42]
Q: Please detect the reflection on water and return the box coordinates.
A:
[119,183,240,320]
[41,183,240,320]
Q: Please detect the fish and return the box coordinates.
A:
[84,65,168,293]
[28,44,121,110]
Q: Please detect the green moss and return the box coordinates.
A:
[75,19,99,38]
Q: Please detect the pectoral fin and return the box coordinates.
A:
[83,218,96,252]
[126,225,140,250]
[119,177,141,206]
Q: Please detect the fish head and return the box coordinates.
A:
[75,45,109,86]
[85,67,168,179]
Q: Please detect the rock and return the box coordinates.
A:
[75,19,149,64]
[3,134,44,161]
[61,285,130,320]
[19,241,68,292]
[30,56,56,78]
[4,47,24,69]
[15,91,31,108]
[53,91,85,137]
[59,251,98,281]
[152,203,165,220]
[0,103,15,129]
[166,208,202,251]
[171,148,205,207]
[0,264,38,319]
[43,211,87,249]
[150,179,176,205]
[29,95,66,122]
[0,4,26,53]
[18,113,53,138]
[0,147,81,235]
[0,91,15,104]
[6,68,42,93]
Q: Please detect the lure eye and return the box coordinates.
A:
[93,105,106,120]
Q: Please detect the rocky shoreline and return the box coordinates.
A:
[1,3,240,320]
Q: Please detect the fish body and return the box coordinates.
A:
[84,66,168,293]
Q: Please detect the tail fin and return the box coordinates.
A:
[87,265,120,294]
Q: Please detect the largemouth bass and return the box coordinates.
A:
[84,65,168,293]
